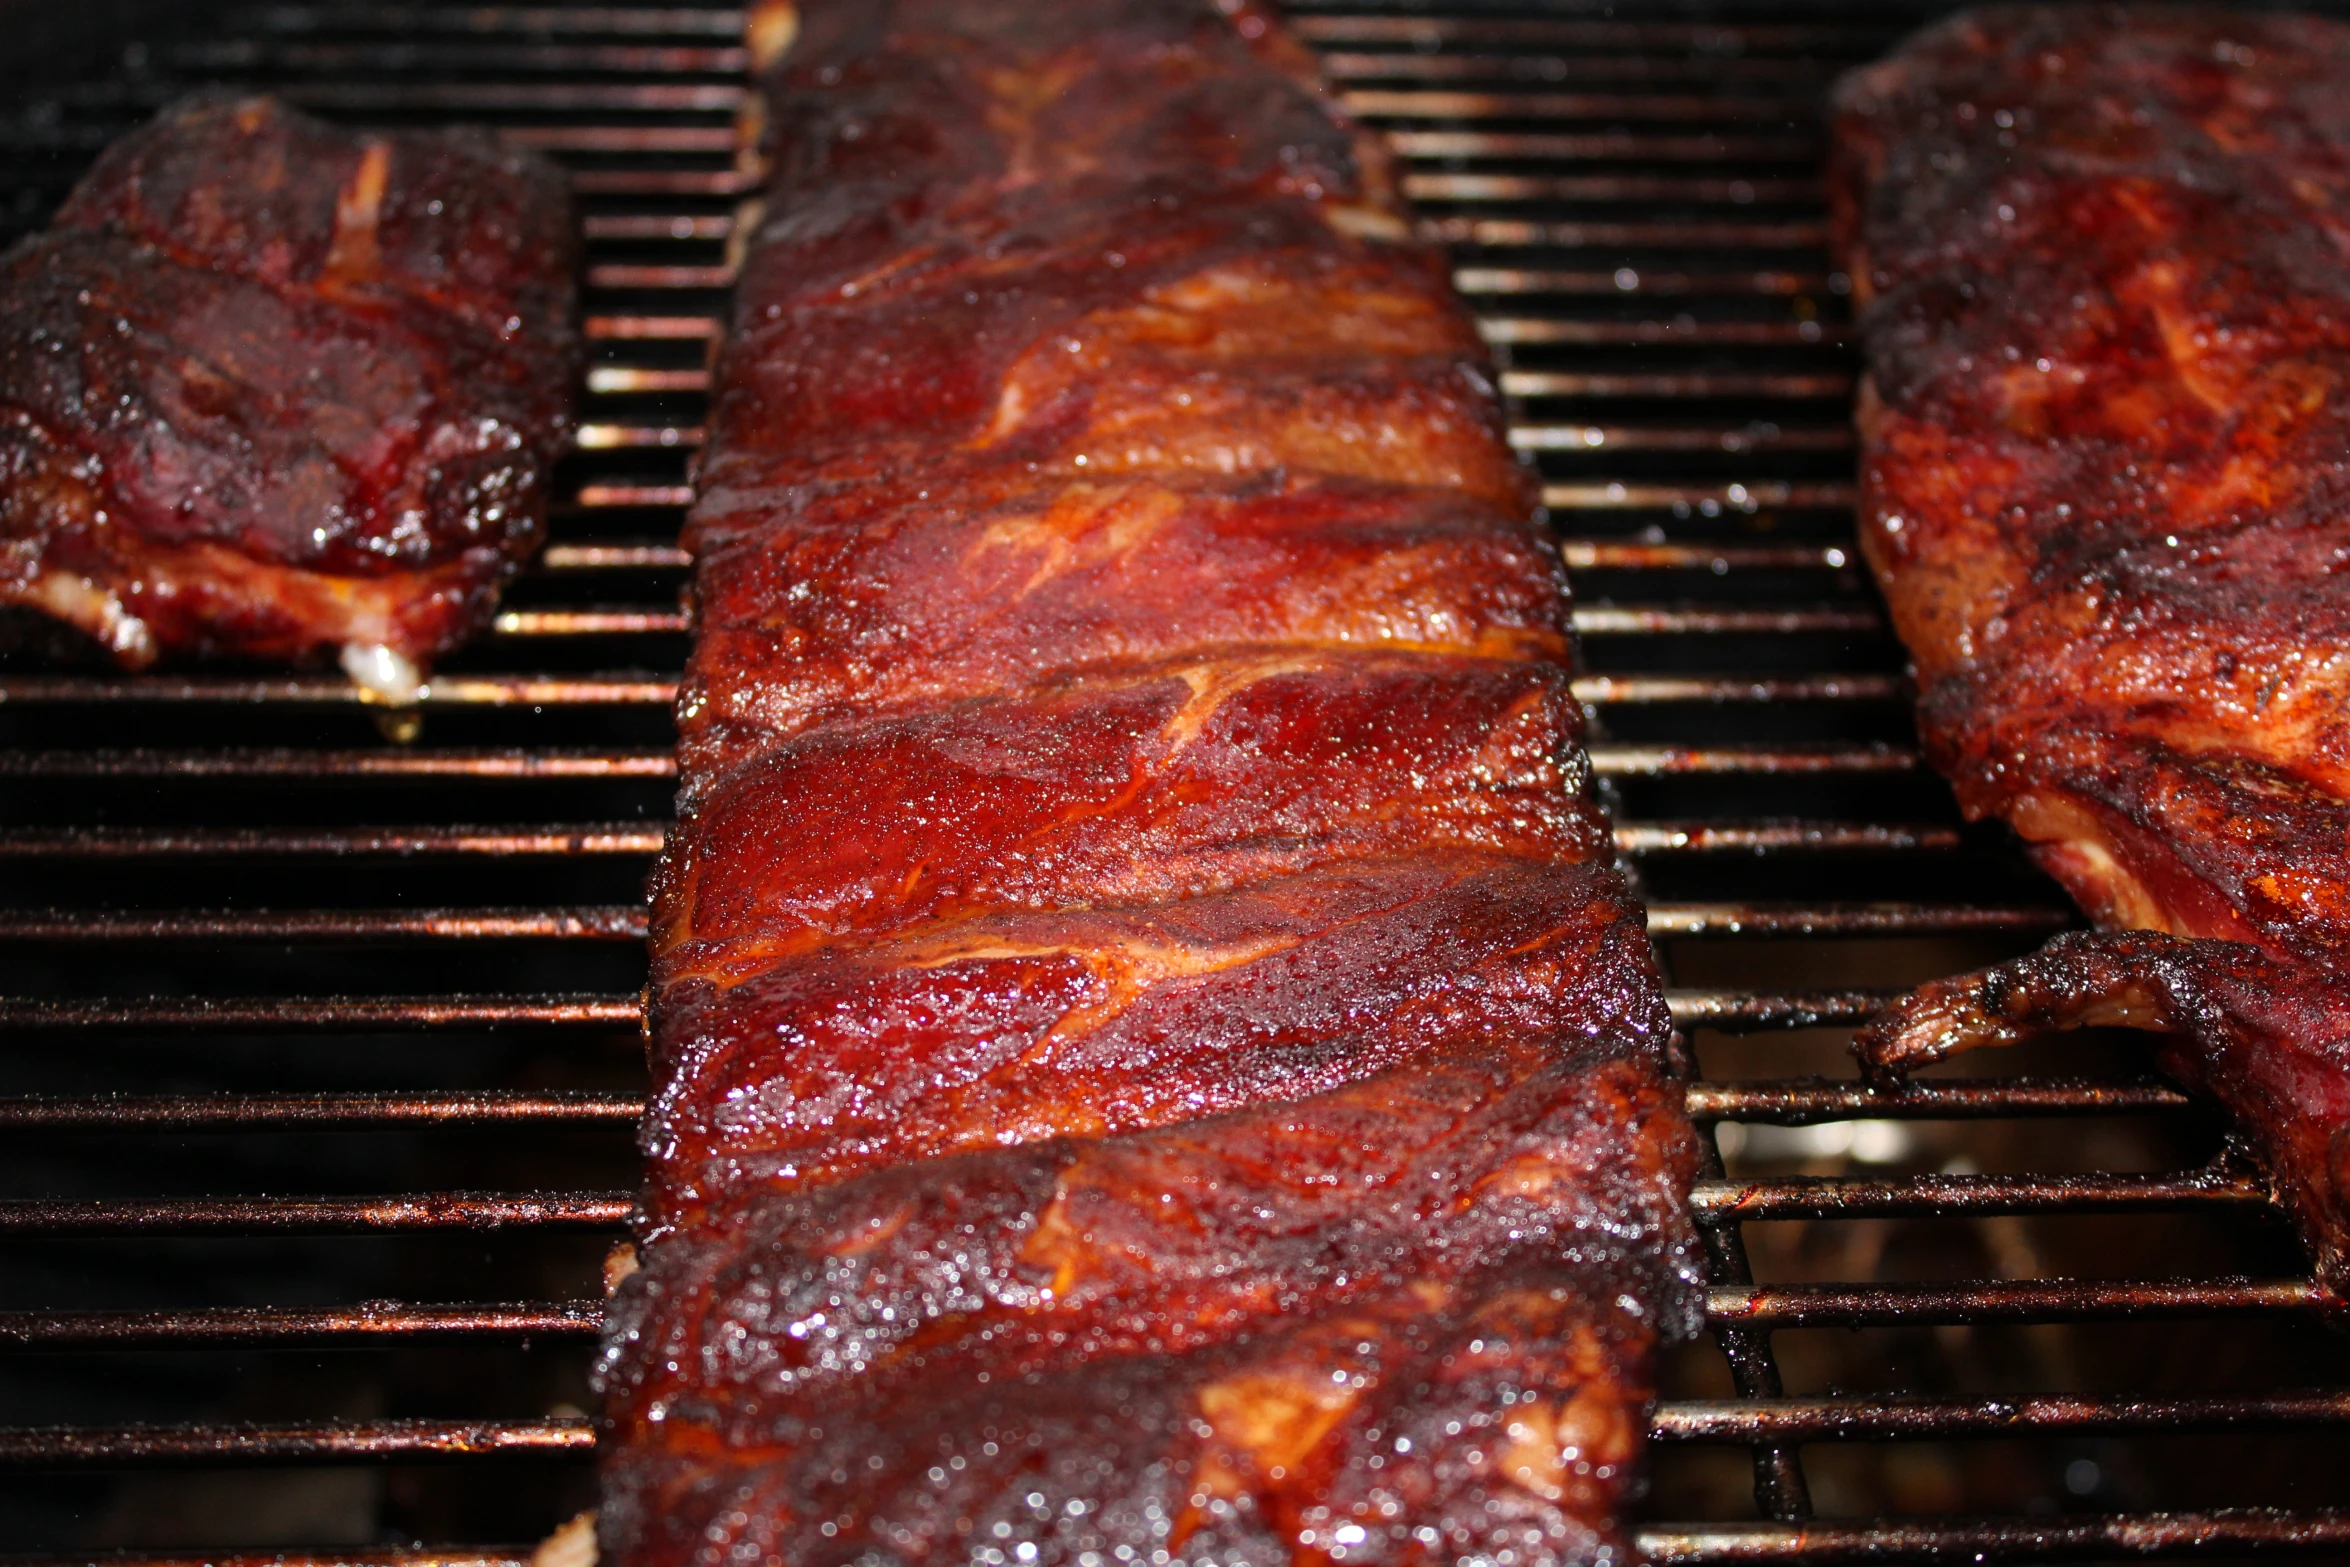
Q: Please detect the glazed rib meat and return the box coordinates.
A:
[594,2,1704,1562]
[1833,6,2350,1302]
[0,93,578,701]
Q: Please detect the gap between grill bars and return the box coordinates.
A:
[1,0,2345,1561]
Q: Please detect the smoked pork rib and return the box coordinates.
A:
[0,93,578,700]
[1832,7,2350,1301]
[596,3,1704,1562]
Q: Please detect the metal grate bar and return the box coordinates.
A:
[0,995,639,1030]
[3,1077,2198,1134]
[0,1303,605,1348]
[0,673,1907,707]
[0,908,650,942]
[1323,53,1842,85]
[1655,1393,2350,1443]
[1344,89,1813,120]
[11,1394,2350,1468]
[0,1193,633,1236]
[3,1173,2272,1238]
[1647,903,2069,939]
[0,748,676,779]
[1545,480,1858,511]
[245,6,748,36]
[1428,216,1828,247]
[1707,1278,2322,1328]
[0,1091,641,1130]
[0,825,665,858]
[1285,16,1893,51]
[1485,319,1842,347]
[1400,132,1821,163]
[1457,265,1834,295]
[1688,1170,2271,1223]
[1689,1078,2193,1122]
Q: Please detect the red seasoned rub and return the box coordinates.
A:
[598,1,1703,1562]
[0,92,578,700]
[1835,6,2350,1303]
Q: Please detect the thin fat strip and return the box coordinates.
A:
[596,3,1704,1563]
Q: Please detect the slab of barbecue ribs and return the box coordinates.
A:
[1833,6,2350,1304]
[592,1,1705,1562]
[0,92,578,702]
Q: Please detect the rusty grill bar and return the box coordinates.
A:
[1,0,2346,1560]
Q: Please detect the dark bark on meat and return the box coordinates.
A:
[0,92,578,696]
[597,2,1704,1562]
[1835,6,2350,1306]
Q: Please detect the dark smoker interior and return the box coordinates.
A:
[1,1,2347,1560]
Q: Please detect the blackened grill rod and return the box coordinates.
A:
[0,1077,2190,1133]
[0,673,1907,707]
[1689,1170,2271,1223]
[1668,991,1895,1030]
[1547,481,1858,510]
[1513,422,1853,453]
[1428,217,1827,248]
[0,1303,605,1348]
[1511,371,1855,399]
[0,902,2049,944]
[0,825,665,857]
[1707,1278,2322,1328]
[0,989,1865,1033]
[582,214,734,240]
[1343,89,1811,121]
[0,819,1951,859]
[11,1513,2350,1567]
[174,41,749,73]
[571,482,697,506]
[1589,744,1915,776]
[503,126,739,154]
[1653,1393,2350,1443]
[1407,172,1822,203]
[538,543,691,568]
[0,1091,641,1130]
[0,908,649,942]
[1649,903,2069,939]
[0,1193,632,1236]
[1397,133,1821,164]
[0,1279,2319,1351]
[0,1418,597,1465]
[583,313,718,339]
[570,168,753,196]
[1323,53,1841,86]
[247,6,746,36]
[1560,542,1857,570]
[1690,1077,2193,1122]
[1640,1512,2350,1562]
[1483,319,1843,346]
[11,1391,2347,1467]
[1284,16,1893,51]
[0,742,1904,781]
[0,995,638,1030]
[1616,822,1957,853]
[1,1174,2268,1237]
[0,748,676,778]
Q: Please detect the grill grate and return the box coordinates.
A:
[3,0,2348,1560]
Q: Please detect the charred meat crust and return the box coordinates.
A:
[0,92,579,683]
[600,2,1702,1563]
[1838,7,2350,1307]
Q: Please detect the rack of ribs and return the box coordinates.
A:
[1833,7,2350,1305]
[0,92,578,703]
[593,1,1705,1561]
